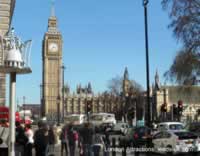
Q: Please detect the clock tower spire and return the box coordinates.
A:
[41,1,63,117]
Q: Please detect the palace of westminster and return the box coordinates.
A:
[1,0,200,122]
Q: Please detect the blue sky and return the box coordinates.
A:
[6,0,181,105]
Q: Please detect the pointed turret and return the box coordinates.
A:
[50,0,56,17]
[47,0,59,34]
[87,82,92,94]
[123,67,130,96]
[124,67,129,80]
[155,69,160,90]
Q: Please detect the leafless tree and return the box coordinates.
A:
[107,75,143,96]
[164,50,200,85]
[162,0,200,84]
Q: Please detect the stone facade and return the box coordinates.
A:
[63,68,136,121]
[65,92,118,115]
[41,7,62,116]
[20,104,40,118]
[153,72,200,122]
[0,0,15,106]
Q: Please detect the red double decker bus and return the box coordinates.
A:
[0,106,21,126]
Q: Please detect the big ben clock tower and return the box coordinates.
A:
[42,4,62,117]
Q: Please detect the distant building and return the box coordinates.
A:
[20,104,40,118]
[0,0,16,106]
[65,83,119,115]
[152,71,200,122]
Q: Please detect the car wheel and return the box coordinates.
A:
[166,145,173,156]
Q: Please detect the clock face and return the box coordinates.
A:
[48,42,58,52]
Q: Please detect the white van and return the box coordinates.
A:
[64,114,86,125]
[157,122,185,132]
[90,113,116,126]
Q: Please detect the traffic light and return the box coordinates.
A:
[86,101,92,114]
[161,104,167,112]
[173,104,177,115]
[178,100,183,112]
[177,100,183,121]
[172,104,178,121]
[127,107,135,120]
[197,109,200,115]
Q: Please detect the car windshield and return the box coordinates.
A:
[90,115,103,121]
[65,116,80,122]
[175,132,197,140]
[169,124,184,130]
[189,123,200,132]
[136,127,150,134]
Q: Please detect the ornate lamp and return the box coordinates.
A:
[0,28,32,156]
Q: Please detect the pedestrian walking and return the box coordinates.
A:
[25,124,34,156]
[46,124,56,156]
[60,125,68,156]
[67,124,76,156]
[15,121,28,156]
[79,122,94,156]
[0,121,9,156]
[34,121,49,156]
[103,126,110,156]
[92,127,104,156]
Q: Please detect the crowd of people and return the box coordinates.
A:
[0,120,58,156]
[0,120,111,156]
[60,122,110,156]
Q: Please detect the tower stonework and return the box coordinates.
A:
[0,0,15,106]
[42,8,62,116]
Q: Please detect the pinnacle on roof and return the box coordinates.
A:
[50,0,56,17]
[124,67,129,80]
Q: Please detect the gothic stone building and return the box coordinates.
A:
[65,84,120,115]
[153,71,200,122]
[41,6,63,116]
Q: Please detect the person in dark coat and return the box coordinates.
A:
[60,125,68,156]
[47,125,56,156]
[79,122,94,156]
[15,122,28,156]
[67,124,76,156]
[34,121,49,156]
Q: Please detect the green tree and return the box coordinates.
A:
[162,0,200,84]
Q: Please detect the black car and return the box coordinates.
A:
[132,126,152,147]
[185,122,200,136]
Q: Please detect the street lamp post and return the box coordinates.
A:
[61,64,66,121]
[23,96,26,123]
[57,95,61,126]
[40,84,43,118]
[143,0,151,127]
